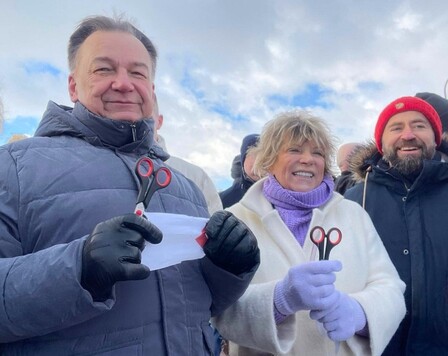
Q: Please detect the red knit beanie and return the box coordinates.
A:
[375,96,442,154]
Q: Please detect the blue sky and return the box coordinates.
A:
[1,1,448,190]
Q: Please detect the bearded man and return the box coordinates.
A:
[345,96,448,355]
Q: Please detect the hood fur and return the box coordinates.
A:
[348,141,378,182]
[349,134,448,182]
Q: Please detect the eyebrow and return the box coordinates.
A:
[387,117,431,128]
[92,57,149,70]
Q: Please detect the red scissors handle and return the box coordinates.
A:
[154,167,171,188]
[135,157,155,207]
[142,167,172,207]
[324,227,342,260]
[134,157,172,216]
[310,226,326,260]
[136,157,155,177]
[310,226,342,260]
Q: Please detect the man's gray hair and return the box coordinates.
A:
[67,15,157,77]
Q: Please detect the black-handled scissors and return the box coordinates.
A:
[134,156,172,217]
[310,226,342,260]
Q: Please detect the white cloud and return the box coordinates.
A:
[1,0,448,191]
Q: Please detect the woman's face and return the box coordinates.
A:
[270,139,325,192]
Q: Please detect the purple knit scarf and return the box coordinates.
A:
[263,174,334,246]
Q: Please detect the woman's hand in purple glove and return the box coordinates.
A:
[310,291,367,341]
[274,260,342,320]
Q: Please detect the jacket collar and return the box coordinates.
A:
[35,101,169,159]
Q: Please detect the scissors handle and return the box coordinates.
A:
[136,157,155,177]
[310,226,326,260]
[323,227,342,260]
[135,157,155,205]
[142,167,172,207]
[310,226,342,260]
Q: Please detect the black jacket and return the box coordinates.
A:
[344,141,448,355]
[220,155,255,209]
[334,170,357,195]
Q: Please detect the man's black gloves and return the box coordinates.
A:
[203,211,260,275]
[81,214,163,301]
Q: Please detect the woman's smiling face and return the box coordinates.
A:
[269,139,325,192]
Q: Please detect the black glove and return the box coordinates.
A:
[81,213,163,301]
[203,211,260,275]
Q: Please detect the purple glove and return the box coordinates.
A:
[310,291,367,341]
[274,260,342,323]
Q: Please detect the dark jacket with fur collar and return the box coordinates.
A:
[344,139,448,355]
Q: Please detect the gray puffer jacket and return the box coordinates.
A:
[0,101,253,355]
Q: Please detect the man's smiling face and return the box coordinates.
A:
[68,30,155,122]
[382,111,436,175]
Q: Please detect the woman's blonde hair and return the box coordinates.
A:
[252,110,336,178]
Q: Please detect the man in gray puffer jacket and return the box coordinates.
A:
[0,15,260,355]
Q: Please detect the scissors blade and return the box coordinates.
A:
[134,202,146,217]
[134,156,155,214]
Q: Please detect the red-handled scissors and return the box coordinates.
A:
[310,226,342,260]
[134,156,172,217]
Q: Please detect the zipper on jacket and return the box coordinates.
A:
[148,148,157,159]
[130,124,137,142]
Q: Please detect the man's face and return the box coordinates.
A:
[68,30,154,122]
[382,111,436,175]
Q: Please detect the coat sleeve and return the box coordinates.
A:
[200,256,256,317]
[0,148,113,343]
[212,281,297,354]
[346,208,406,356]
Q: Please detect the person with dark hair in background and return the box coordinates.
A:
[230,154,242,181]
[334,142,361,194]
[220,134,260,208]
[345,96,448,354]
[0,15,259,355]
[415,92,448,132]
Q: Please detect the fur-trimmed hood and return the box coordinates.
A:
[349,140,379,182]
[349,134,448,182]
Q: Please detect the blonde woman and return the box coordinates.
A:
[213,110,405,356]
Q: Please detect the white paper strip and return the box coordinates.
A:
[141,212,208,270]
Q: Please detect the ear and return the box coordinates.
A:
[156,114,164,130]
[68,74,78,102]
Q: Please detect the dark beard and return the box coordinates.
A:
[383,142,435,176]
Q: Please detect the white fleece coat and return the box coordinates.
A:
[213,178,406,356]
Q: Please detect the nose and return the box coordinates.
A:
[401,126,417,141]
[111,69,134,92]
[299,150,313,164]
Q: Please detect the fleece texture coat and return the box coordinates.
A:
[213,178,405,356]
